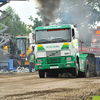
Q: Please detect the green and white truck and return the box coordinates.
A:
[35,24,96,78]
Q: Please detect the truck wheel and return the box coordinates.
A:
[46,72,50,78]
[38,70,45,78]
[84,59,90,78]
[76,63,79,76]
[72,63,79,76]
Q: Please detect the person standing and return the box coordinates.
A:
[20,51,25,67]
[33,51,36,71]
[27,50,34,72]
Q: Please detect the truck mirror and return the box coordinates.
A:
[75,31,79,39]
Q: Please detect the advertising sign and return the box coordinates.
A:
[91,43,100,48]
[79,47,100,54]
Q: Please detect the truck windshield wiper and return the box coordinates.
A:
[51,37,70,42]
[36,38,49,44]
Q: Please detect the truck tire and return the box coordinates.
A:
[76,57,80,77]
[46,72,50,78]
[76,63,79,76]
[72,63,79,77]
[84,59,90,78]
[38,70,45,78]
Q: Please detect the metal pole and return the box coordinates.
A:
[79,40,82,51]
[0,2,8,7]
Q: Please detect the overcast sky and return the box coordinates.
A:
[1,0,38,25]
[1,0,100,27]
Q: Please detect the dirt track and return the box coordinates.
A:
[0,72,100,100]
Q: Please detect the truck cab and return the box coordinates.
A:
[35,24,80,78]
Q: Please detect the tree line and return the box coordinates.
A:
[0,6,32,38]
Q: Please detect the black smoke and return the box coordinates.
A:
[35,0,61,25]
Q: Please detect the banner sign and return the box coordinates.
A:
[79,47,100,53]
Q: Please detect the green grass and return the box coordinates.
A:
[92,96,100,100]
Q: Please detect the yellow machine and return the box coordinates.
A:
[15,34,35,66]
[2,33,35,67]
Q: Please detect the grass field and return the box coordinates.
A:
[91,96,100,100]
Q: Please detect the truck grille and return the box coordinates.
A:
[47,58,61,64]
[46,51,61,57]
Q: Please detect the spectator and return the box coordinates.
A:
[20,51,25,67]
[27,50,35,72]
[33,52,36,72]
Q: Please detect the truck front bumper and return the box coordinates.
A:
[36,62,75,70]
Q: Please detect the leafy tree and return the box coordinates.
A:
[0,6,32,38]
[29,15,43,31]
[28,7,44,31]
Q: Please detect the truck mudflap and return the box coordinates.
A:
[79,54,88,72]
[79,53,96,77]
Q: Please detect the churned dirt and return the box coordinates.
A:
[0,72,100,100]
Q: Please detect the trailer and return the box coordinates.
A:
[35,24,100,78]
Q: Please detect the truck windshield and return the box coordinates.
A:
[35,29,71,44]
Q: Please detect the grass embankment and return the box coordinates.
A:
[91,96,100,100]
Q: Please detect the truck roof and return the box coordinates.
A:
[35,24,71,31]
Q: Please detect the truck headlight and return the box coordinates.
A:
[37,64,41,65]
[66,64,70,67]
[66,57,71,61]
[38,66,42,68]
[67,61,74,63]
[37,59,42,62]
